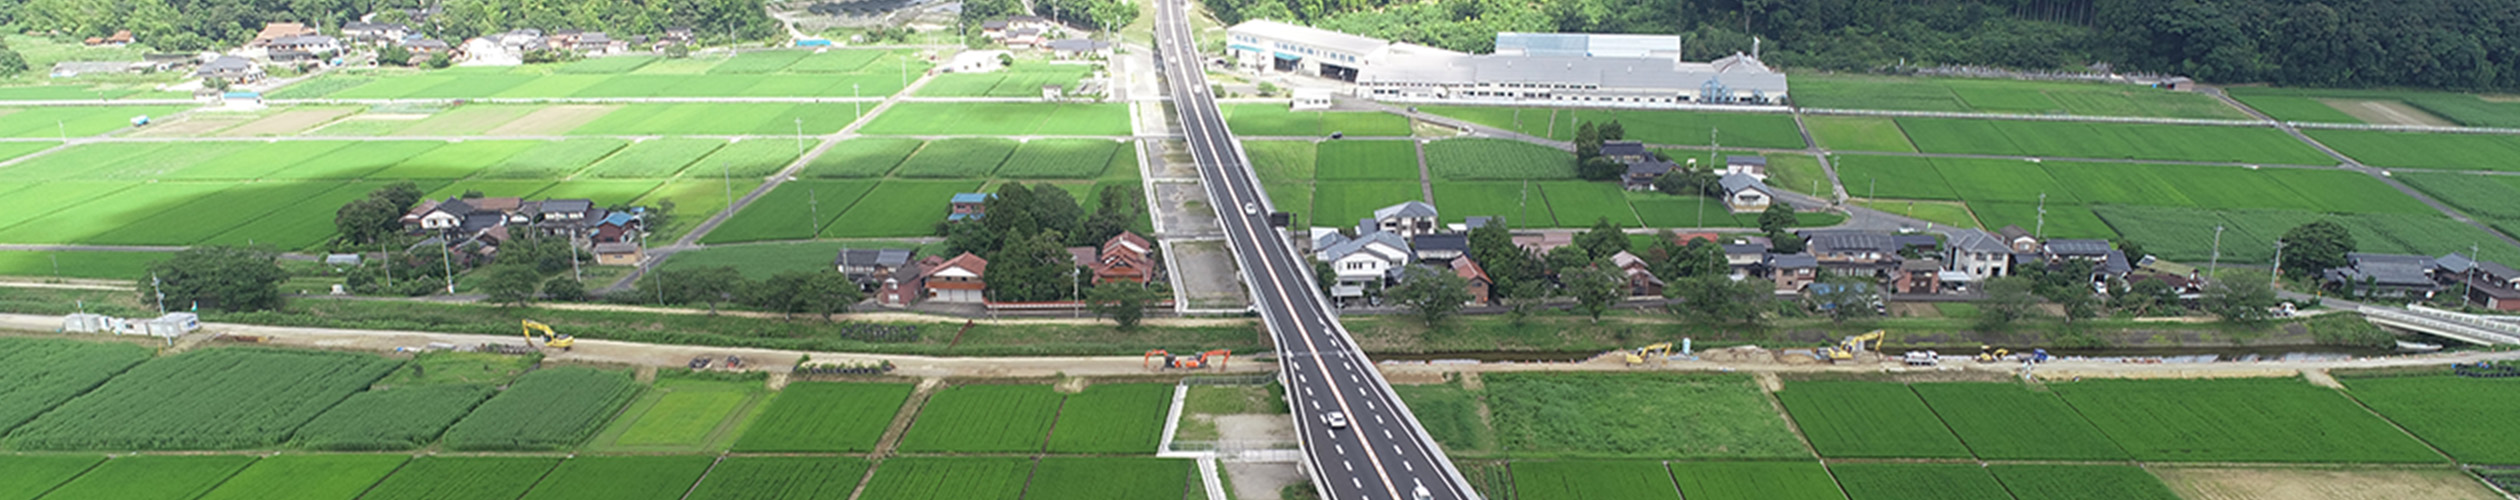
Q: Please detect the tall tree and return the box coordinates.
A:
[1667,274,1764,325]
[2203,269,2281,324]
[1573,121,1601,160]
[142,245,288,312]
[2279,220,2355,278]
[478,265,541,307]
[1035,186,1087,245]
[1599,119,1625,141]
[1809,273,1880,322]
[1758,202,1798,234]
[542,275,587,302]
[1977,276,2038,331]
[1087,282,1161,329]
[1562,259,1625,322]
[1390,265,1472,326]
[646,266,745,314]
[1574,217,1629,259]
[988,232,1077,302]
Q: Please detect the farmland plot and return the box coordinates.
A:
[860,102,1132,135]
[0,455,103,500]
[696,180,876,243]
[1895,118,2332,164]
[898,384,1064,453]
[2052,378,2441,463]
[581,138,724,178]
[195,454,408,500]
[441,367,643,451]
[36,455,257,500]
[821,181,984,238]
[2308,129,2520,172]
[1314,181,1425,225]
[686,456,873,500]
[1832,155,1959,200]
[2155,466,2504,500]
[1775,381,1973,459]
[5,348,399,450]
[2341,375,2520,463]
[1027,457,1194,500]
[999,139,1123,178]
[1988,465,2181,500]
[293,383,496,450]
[360,456,560,500]
[482,139,628,178]
[1427,139,1576,179]
[1045,383,1173,453]
[860,457,1034,500]
[801,138,923,178]
[519,455,716,500]
[733,382,913,452]
[1316,140,1420,181]
[1911,383,2128,460]
[1246,140,1317,183]
[1393,382,1496,454]
[0,338,150,435]
[1432,181,1551,227]
[1829,463,2014,500]
[593,378,767,451]
[1668,462,1846,500]
[894,138,1016,178]
[1509,460,1682,500]
[1485,373,1803,458]
[1806,116,1916,152]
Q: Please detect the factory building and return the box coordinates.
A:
[1225,23,1788,106]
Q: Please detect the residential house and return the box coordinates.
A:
[141,53,196,72]
[663,27,695,44]
[341,22,411,44]
[194,56,265,84]
[2321,253,2441,298]
[1088,231,1159,284]
[1763,253,1818,293]
[923,252,989,303]
[1609,251,1663,296]
[251,23,320,47]
[573,32,625,54]
[2098,250,2133,282]
[1723,155,1768,180]
[1945,229,2011,283]
[1719,173,1773,213]
[948,192,993,221]
[1892,259,1942,294]
[1802,230,1899,278]
[878,256,936,306]
[404,38,451,55]
[83,30,135,46]
[592,242,642,265]
[459,37,522,65]
[1723,240,1769,277]
[2439,252,2520,310]
[1621,159,1677,191]
[1452,257,1492,306]
[1371,201,1441,237]
[1599,141,1650,164]
[1997,225,2041,254]
[1893,234,1939,255]
[1316,231,1411,302]
[1411,233,1468,262]
[269,50,321,65]
[2045,239,2112,263]
[589,211,642,244]
[1005,28,1045,50]
[1292,88,1333,111]
[1045,38,1113,59]
[941,50,1010,73]
[835,248,916,287]
[1512,231,1575,254]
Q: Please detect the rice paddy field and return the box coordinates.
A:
[1481,373,1805,458]
[2339,375,2520,464]
[355,456,560,500]
[1828,463,2014,500]
[1042,383,1173,454]
[918,64,1096,98]
[1026,457,1194,500]
[586,377,769,452]
[684,456,873,500]
[32,455,257,500]
[517,455,716,500]
[1847,118,2334,164]
[896,384,1064,453]
[4,348,400,451]
[1987,465,2183,500]
[193,454,408,500]
[859,457,1036,500]
[2052,377,2442,463]
[1510,460,1683,500]
[1775,381,1974,459]
[859,102,1132,135]
[1792,74,2251,119]
[1221,103,1415,136]
[732,382,916,452]
[1910,383,2129,461]
[0,338,151,436]
[1668,462,1847,500]
[2228,87,2520,128]
[1418,105,1807,149]
[2303,129,2520,171]
[0,455,104,500]
[274,50,932,99]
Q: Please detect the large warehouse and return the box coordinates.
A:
[1225,23,1788,106]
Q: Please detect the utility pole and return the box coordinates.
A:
[150,272,166,313]
[2207,225,2225,280]
[808,188,822,237]
[2269,240,2284,289]
[440,240,456,294]
[382,242,392,289]
[49,254,59,282]
[2034,193,2047,239]
[570,239,583,281]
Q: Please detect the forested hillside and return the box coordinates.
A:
[1,0,780,51]
[1209,0,2520,91]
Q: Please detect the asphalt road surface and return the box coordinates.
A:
[1148,3,1477,499]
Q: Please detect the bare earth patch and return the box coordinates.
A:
[2155,467,2501,500]
[2316,98,2456,127]
[1224,462,1301,500]
[218,107,359,136]
[126,114,252,137]
[410,105,537,135]
[485,104,618,136]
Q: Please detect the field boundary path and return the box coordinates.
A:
[2205,87,2520,250]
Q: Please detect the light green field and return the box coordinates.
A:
[588,378,770,452]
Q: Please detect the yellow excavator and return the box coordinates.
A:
[1818,330,1885,362]
[521,320,575,351]
[1624,343,1674,366]
[1975,345,2013,362]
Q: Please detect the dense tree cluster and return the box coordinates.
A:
[142,245,290,312]
[7,0,778,51]
[939,183,1151,303]
[1210,0,2520,91]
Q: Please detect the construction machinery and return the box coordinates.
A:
[1144,349,1232,370]
[1975,345,2012,363]
[1818,330,1886,362]
[1624,343,1674,366]
[521,320,574,351]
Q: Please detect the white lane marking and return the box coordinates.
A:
[1374,414,1386,425]
[1302,387,1313,396]
[1353,477,1363,489]
[1343,460,1353,471]
[1310,400,1320,410]
[1394,445,1407,455]
[1383,429,1394,439]
[1336,444,1344,454]
[1365,400,1377,410]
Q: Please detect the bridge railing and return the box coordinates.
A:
[2400,305,2520,337]
[2364,308,2520,345]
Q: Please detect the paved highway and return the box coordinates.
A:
[1147,2,1477,499]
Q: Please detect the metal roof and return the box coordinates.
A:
[1948,229,2008,254]
[1227,20,1390,56]
[1493,33,1681,58]
[1375,201,1438,220]
[1718,173,1768,194]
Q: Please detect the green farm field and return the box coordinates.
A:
[1910,383,2128,460]
[195,454,408,500]
[1988,465,2182,500]
[1483,373,1804,458]
[860,102,1131,135]
[1668,462,1846,500]
[686,456,873,500]
[2304,129,2520,171]
[1315,140,1420,180]
[1393,382,1496,454]
[1027,457,1194,500]
[1430,181,1551,227]
[1312,181,1424,225]
[1793,74,2248,119]
[895,138,1017,178]
[518,455,715,500]
[1511,460,1681,500]
[2053,377,2441,463]
[2228,86,2520,128]
[587,377,768,452]
[860,457,1034,500]
[0,455,103,500]
[0,105,196,138]
[1246,140,1317,182]
[998,139,1125,178]
[897,384,1063,453]
[0,338,151,435]
[1775,381,1973,459]
[1222,103,1414,136]
[360,456,560,500]
[917,64,1093,98]
[1044,383,1172,454]
[1418,105,1806,149]
[441,367,643,451]
[33,455,257,500]
[802,138,923,178]
[1426,138,1575,180]
[1805,116,1914,152]
[1539,181,1641,227]
[280,50,928,99]
[1882,118,2333,164]
[822,181,982,238]
[292,383,495,450]
[5,348,399,451]
[2342,375,2520,463]
[1828,463,2014,500]
[698,180,878,244]
[733,382,915,452]
[571,103,859,135]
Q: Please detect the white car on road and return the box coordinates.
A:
[1322,411,1348,429]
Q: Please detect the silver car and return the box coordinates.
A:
[1322,411,1348,429]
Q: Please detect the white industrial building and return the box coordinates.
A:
[1225,23,1789,106]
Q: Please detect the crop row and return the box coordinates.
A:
[441,367,643,451]
[0,338,151,435]
[5,348,400,450]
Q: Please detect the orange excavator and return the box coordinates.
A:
[1144,349,1232,370]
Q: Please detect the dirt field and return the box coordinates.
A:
[2154,467,2502,500]
[2317,99,2456,127]
[125,114,251,137]
[412,105,537,135]
[484,105,617,135]
[217,107,359,136]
